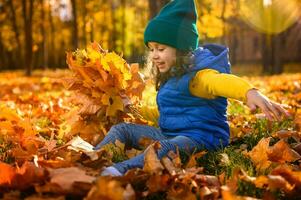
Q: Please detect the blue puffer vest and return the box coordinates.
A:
[157,44,231,150]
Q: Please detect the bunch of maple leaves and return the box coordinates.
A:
[62,42,146,144]
[0,43,300,199]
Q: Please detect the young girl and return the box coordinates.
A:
[93,0,289,176]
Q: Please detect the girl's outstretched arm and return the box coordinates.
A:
[189,69,290,121]
[246,89,290,121]
[189,69,254,101]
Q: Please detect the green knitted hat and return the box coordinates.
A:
[144,0,199,51]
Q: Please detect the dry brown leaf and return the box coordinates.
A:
[42,139,57,152]
[240,171,294,192]
[185,151,206,168]
[246,137,272,171]
[34,182,66,195]
[267,139,301,163]
[13,162,48,189]
[115,139,125,151]
[143,142,164,174]
[195,174,220,187]
[123,184,136,200]
[168,150,182,169]
[218,172,226,185]
[262,191,277,200]
[125,148,142,159]
[1,191,21,200]
[25,195,65,200]
[48,167,96,191]
[272,130,301,141]
[0,162,16,186]
[0,162,48,190]
[138,137,154,148]
[37,158,73,168]
[294,110,301,131]
[225,168,242,193]
[161,156,178,175]
[254,175,294,192]
[292,142,301,155]
[75,93,101,115]
[199,186,219,200]
[10,147,34,162]
[271,165,301,188]
[85,176,127,200]
[167,181,197,200]
[146,174,171,193]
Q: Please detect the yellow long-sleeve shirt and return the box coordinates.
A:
[140,69,254,124]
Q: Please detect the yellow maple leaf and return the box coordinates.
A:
[101,93,124,117]
[86,46,101,62]
[0,105,20,122]
[105,52,132,81]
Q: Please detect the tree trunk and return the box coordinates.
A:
[40,0,48,69]
[110,1,117,50]
[0,33,7,69]
[121,0,126,54]
[49,3,56,68]
[82,0,87,47]
[22,0,34,76]
[148,0,158,19]
[8,0,22,69]
[261,33,283,74]
[230,30,238,65]
[271,33,283,74]
[298,38,301,62]
[220,0,226,44]
[148,0,170,19]
[262,33,272,74]
[90,18,94,42]
[71,0,78,49]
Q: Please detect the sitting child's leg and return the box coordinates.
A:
[112,135,201,175]
[94,122,167,150]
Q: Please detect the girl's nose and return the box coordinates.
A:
[151,50,159,60]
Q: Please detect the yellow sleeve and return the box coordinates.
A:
[189,69,255,102]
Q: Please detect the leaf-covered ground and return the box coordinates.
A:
[0,65,300,199]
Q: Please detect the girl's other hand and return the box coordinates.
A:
[245,89,290,121]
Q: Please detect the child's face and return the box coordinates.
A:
[148,42,176,73]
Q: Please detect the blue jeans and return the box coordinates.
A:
[94,123,202,174]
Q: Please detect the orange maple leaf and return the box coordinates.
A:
[267,139,301,163]
[0,162,47,190]
[143,142,164,174]
[0,162,15,186]
[246,137,272,171]
[271,165,301,188]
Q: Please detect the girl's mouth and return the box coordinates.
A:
[156,62,165,68]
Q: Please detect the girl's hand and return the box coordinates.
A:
[120,93,132,113]
[246,89,290,121]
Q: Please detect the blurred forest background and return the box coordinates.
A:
[0,0,300,76]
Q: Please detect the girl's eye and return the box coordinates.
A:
[158,48,164,51]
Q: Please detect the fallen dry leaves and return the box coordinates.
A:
[0,45,300,199]
[0,161,48,190]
